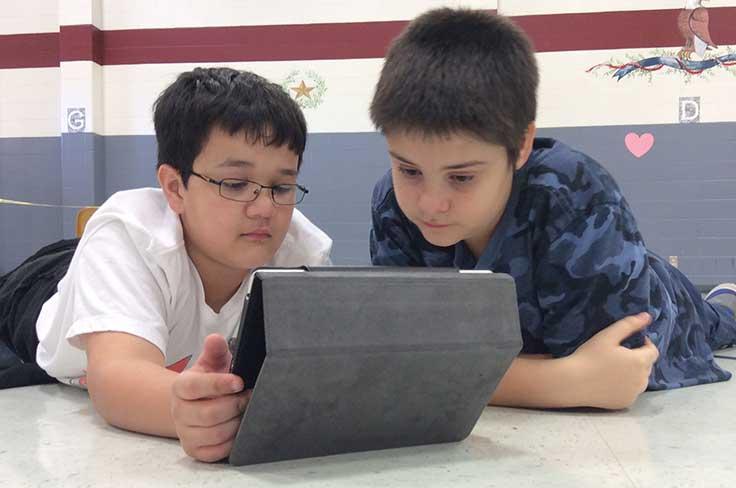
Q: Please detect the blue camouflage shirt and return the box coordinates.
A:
[370,137,734,390]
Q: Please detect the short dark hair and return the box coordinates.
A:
[153,67,307,184]
[370,8,538,164]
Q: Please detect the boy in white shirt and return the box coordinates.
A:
[0,67,332,462]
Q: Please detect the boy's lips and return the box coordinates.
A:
[421,220,450,229]
[242,228,272,239]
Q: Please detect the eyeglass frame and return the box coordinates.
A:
[189,170,309,206]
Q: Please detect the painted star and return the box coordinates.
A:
[290,80,315,99]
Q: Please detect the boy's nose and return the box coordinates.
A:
[417,191,451,215]
[245,189,275,219]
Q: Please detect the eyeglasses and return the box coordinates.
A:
[189,170,308,206]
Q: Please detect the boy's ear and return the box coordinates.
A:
[157,164,186,215]
[514,122,537,170]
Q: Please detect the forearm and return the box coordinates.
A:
[86,358,178,438]
[489,354,587,409]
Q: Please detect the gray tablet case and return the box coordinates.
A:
[228,267,522,466]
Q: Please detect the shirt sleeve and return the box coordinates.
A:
[534,203,652,357]
[64,221,170,356]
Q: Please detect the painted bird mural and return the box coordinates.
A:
[677,0,718,59]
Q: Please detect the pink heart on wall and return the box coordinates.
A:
[625,132,654,158]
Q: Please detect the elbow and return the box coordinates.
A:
[85,365,128,430]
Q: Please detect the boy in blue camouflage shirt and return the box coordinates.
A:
[369,8,736,409]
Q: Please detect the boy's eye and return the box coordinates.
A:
[271,184,295,195]
[398,166,421,178]
[222,180,251,192]
[450,174,474,184]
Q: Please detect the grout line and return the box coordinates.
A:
[589,417,640,488]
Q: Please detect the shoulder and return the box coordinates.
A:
[371,169,396,212]
[83,188,184,254]
[525,138,625,208]
[519,138,631,238]
[371,170,407,229]
[72,188,187,287]
[370,169,406,229]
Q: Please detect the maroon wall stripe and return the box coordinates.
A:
[101,20,410,64]
[0,32,59,69]
[520,10,680,52]
[1,8,734,69]
[60,25,104,64]
[517,8,736,52]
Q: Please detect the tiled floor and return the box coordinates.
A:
[1,355,734,488]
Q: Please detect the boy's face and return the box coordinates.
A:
[386,130,533,258]
[163,127,298,279]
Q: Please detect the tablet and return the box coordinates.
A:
[229,267,521,465]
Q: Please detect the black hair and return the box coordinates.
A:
[370,8,538,164]
[153,67,307,184]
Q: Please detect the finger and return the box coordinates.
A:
[637,340,657,394]
[190,334,233,374]
[598,312,652,343]
[190,438,236,463]
[179,417,242,461]
[172,391,250,427]
[172,371,244,401]
[639,336,660,365]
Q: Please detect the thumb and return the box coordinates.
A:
[190,334,232,374]
[598,312,652,344]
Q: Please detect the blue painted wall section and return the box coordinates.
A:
[60,133,107,236]
[0,137,63,273]
[540,122,736,285]
[2,123,735,287]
